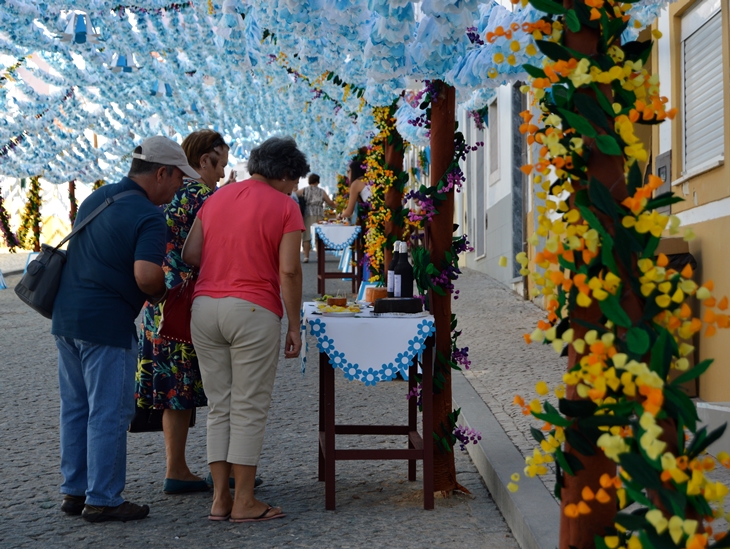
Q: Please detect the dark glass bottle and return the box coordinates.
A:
[386,241,401,298]
[394,242,414,298]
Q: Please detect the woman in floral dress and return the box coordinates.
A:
[136,130,229,494]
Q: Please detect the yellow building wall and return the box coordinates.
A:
[687,217,730,401]
[654,0,730,400]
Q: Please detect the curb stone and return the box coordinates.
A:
[453,371,560,549]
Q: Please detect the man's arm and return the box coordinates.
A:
[279,230,303,358]
[181,217,203,267]
[134,260,166,302]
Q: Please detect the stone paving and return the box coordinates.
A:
[452,268,565,498]
[0,253,519,549]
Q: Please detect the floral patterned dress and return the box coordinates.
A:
[135,179,213,410]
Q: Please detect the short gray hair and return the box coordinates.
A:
[248,136,310,181]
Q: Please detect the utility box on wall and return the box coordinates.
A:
[655,150,672,215]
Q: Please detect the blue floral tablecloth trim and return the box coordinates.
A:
[305,317,435,385]
[313,225,361,251]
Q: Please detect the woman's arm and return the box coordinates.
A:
[279,230,303,358]
[323,191,336,209]
[340,178,364,219]
[181,217,203,267]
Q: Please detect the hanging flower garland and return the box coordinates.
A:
[0,191,20,251]
[92,179,105,191]
[0,56,26,89]
[507,1,730,548]
[334,174,349,212]
[16,175,42,251]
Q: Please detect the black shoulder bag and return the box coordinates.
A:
[14,190,145,319]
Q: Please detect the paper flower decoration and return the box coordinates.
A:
[60,12,100,44]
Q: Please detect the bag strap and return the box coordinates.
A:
[54,190,147,250]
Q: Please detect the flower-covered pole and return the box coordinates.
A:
[510,0,730,547]
[0,190,20,252]
[557,7,626,546]
[16,176,42,252]
[428,80,461,493]
[383,110,405,269]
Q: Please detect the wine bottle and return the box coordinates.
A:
[394,241,414,298]
[386,241,401,298]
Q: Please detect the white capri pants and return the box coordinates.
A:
[191,296,281,466]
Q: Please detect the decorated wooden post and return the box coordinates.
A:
[511,1,729,547]
[383,118,405,269]
[69,179,77,226]
[428,80,460,493]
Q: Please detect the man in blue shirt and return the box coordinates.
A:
[52,136,200,522]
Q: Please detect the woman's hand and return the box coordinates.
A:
[284,328,302,358]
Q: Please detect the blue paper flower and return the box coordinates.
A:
[343,362,360,381]
[379,363,397,381]
[329,350,347,368]
[362,367,380,386]
[394,352,412,369]
[407,337,424,356]
[308,318,326,337]
[316,335,335,353]
[417,320,435,337]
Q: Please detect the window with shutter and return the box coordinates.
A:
[489,98,500,185]
[682,0,724,173]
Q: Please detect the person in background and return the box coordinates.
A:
[135,130,229,495]
[52,136,199,522]
[182,136,307,523]
[296,173,336,262]
[338,158,370,222]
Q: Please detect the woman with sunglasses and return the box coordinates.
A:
[135,130,229,494]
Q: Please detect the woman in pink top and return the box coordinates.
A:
[182,136,307,523]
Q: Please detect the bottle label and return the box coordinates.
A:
[394,274,402,297]
[387,271,394,293]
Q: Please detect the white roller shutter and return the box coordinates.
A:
[683,1,724,173]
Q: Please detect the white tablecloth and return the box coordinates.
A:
[300,302,435,385]
[312,224,361,251]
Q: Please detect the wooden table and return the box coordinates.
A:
[316,232,362,296]
[317,336,434,510]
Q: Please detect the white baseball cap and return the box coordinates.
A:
[132,136,201,179]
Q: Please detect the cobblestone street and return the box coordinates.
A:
[0,254,522,549]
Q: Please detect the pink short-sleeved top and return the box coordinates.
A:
[193,178,305,317]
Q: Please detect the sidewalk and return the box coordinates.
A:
[0,253,519,549]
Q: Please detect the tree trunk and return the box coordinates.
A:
[428,81,459,493]
[384,129,404,268]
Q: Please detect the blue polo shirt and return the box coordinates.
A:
[52,177,166,349]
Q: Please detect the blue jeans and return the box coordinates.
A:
[55,336,136,507]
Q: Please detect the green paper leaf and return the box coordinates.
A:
[535,39,573,61]
[588,177,619,218]
[574,94,610,130]
[533,411,572,428]
[566,10,581,32]
[528,0,567,15]
[558,108,597,137]
[645,192,683,211]
[626,327,650,355]
[523,64,547,79]
[664,385,698,431]
[559,398,597,418]
[595,134,623,156]
[620,453,662,490]
[564,427,596,456]
[553,447,575,476]
[672,358,713,387]
[530,426,546,443]
[599,294,632,328]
